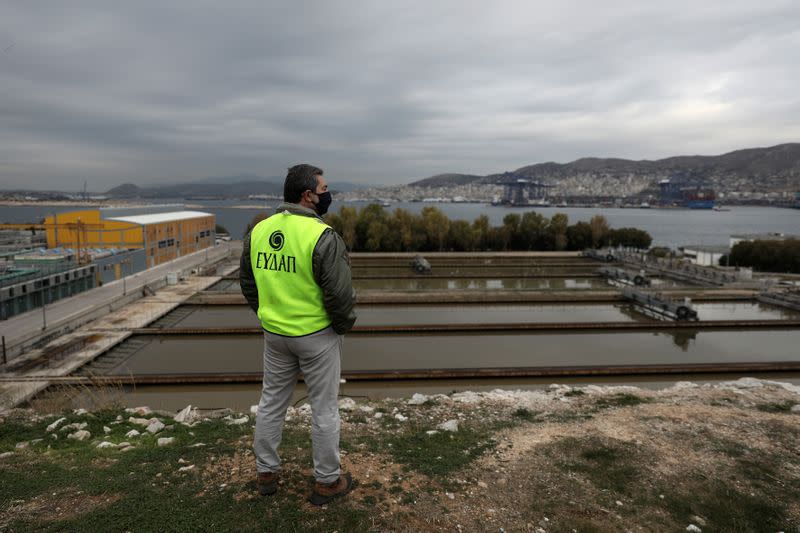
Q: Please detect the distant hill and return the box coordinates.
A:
[106,180,282,199]
[105,175,365,199]
[406,143,800,195]
[195,174,366,192]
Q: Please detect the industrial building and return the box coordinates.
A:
[680,245,730,267]
[1,263,97,320]
[44,206,215,267]
[0,206,215,320]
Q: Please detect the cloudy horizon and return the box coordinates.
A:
[1,1,799,191]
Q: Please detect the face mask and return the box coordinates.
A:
[314,191,332,216]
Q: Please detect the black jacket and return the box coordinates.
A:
[239,202,357,335]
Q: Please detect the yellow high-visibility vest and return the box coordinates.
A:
[250,211,331,336]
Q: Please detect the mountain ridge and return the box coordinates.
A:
[408,143,800,195]
[105,175,366,198]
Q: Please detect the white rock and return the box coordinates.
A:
[446,492,455,500]
[46,417,67,433]
[671,381,699,390]
[115,415,123,421]
[73,408,88,416]
[437,419,459,432]
[425,430,439,436]
[359,405,375,414]
[690,515,707,527]
[67,430,91,441]
[338,398,357,411]
[394,413,408,422]
[615,500,623,506]
[790,404,800,413]
[157,437,175,447]
[721,377,764,389]
[451,391,488,404]
[298,403,312,415]
[407,393,429,405]
[146,420,165,434]
[103,426,112,434]
[686,525,702,532]
[97,441,116,449]
[178,464,195,472]
[30,439,43,445]
[0,452,14,459]
[226,416,249,426]
[178,458,189,464]
[174,405,195,424]
[189,443,206,448]
[250,405,258,415]
[477,481,488,488]
[15,441,29,449]
[128,417,151,426]
[60,422,88,432]
[373,412,383,419]
[117,442,131,449]
[120,446,135,452]
[125,429,140,438]
[131,406,152,416]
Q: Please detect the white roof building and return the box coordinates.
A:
[106,211,213,225]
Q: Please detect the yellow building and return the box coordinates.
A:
[45,207,215,267]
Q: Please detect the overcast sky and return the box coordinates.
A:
[1,1,799,190]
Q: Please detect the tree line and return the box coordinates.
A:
[320,204,651,252]
[727,239,800,273]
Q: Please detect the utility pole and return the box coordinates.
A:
[41,290,47,330]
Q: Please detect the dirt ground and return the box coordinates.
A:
[3,377,800,532]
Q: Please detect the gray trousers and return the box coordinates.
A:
[254,326,342,484]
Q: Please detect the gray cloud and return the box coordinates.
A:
[1,0,799,190]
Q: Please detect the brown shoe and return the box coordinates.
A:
[308,472,354,506]
[257,471,279,496]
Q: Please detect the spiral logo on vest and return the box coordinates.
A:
[269,230,284,251]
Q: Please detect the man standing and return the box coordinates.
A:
[240,164,356,505]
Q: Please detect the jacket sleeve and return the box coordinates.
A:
[239,231,260,314]
[313,228,357,334]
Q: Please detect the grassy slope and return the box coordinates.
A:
[1,390,799,532]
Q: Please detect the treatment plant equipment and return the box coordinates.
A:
[585,248,743,287]
[583,248,618,262]
[5,250,800,412]
[621,286,699,321]
[597,266,651,287]
[409,255,432,273]
[757,289,800,312]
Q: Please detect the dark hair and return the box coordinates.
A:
[284,164,323,203]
